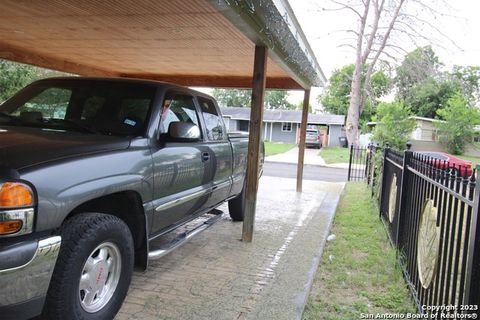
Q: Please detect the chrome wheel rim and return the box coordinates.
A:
[79,242,122,313]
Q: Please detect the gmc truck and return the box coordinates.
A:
[0,77,262,319]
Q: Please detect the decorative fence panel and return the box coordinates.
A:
[379,148,404,246]
[374,144,480,315]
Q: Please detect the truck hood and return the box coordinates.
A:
[0,126,131,171]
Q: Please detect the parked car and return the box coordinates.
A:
[305,128,322,149]
[0,77,263,320]
[417,151,473,176]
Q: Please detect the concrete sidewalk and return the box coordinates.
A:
[265,147,349,169]
[116,176,344,320]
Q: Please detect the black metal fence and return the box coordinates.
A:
[347,144,377,182]
[349,143,480,314]
[376,144,480,314]
[380,148,404,246]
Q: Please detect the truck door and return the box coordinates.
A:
[196,96,233,209]
[150,93,214,233]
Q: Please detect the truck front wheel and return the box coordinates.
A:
[43,213,134,320]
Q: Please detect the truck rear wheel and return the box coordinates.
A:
[43,213,134,320]
[228,184,246,221]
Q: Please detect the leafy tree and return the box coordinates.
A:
[212,88,295,109]
[371,101,416,150]
[451,65,480,102]
[211,88,251,107]
[396,47,469,118]
[435,93,480,155]
[319,64,354,116]
[264,90,294,110]
[396,46,441,100]
[319,64,390,124]
[403,78,461,118]
[0,59,62,102]
[1,60,38,102]
[294,100,312,113]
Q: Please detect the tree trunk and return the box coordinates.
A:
[346,57,363,146]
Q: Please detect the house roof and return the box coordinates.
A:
[220,106,345,125]
[0,0,325,89]
[367,116,445,126]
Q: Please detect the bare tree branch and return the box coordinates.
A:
[322,0,363,19]
[360,0,405,114]
[329,0,461,144]
[337,43,358,50]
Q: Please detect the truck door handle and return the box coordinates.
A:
[202,152,210,162]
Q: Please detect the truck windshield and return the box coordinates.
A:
[0,80,156,136]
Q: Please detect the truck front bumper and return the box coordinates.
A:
[0,236,61,320]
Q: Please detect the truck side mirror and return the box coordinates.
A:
[167,122,201,141]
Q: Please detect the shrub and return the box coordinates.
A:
[371,101,416,150]
[435,93,480,155]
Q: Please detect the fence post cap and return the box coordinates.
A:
[385,142,390,148]
[406,141,412,150]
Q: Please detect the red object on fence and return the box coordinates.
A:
[418,151,473,176]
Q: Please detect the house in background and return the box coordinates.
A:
[366,116,480,156]
[366,116,443,149]
[220,106,346,147]
[410,116,441,142]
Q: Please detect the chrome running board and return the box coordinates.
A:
[148,210,223,260]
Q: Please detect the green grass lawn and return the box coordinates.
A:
[264,142,296,156]
[319,147,351,164]
[302,182,415,320]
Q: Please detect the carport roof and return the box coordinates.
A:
[0,0,326,90]
[221,106,346,126]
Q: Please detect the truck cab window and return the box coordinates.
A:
[0,81,155,136]
[197,97,225,141]
[160,94,201,136]
[12,87,72,120]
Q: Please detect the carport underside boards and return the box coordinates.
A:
[0,0,325,89]
[0,0,326,242]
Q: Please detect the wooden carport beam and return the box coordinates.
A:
[242,45,267,243]
[297,90,311,192]
[121,74,303,90]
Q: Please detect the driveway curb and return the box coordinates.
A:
[293,184,346,320]
[264,160,349,170]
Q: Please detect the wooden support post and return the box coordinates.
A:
[296,89,311,192]
[242,45,268,243]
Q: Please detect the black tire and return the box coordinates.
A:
[228,184,246,221]
[42,213,134,320]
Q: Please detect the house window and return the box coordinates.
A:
[282,122,292,132]
[239,120,249,132]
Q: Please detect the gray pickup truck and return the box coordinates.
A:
[0,77,262,320]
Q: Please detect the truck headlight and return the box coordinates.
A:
[0,182,35,236]
[0,182,34,208]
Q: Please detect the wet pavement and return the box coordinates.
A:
[116,176,345,320]
[263,161,347,182]
[265,147,350,169]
